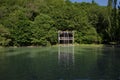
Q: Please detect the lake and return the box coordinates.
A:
[0,46,120,80]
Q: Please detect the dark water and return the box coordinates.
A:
[0,46,120,80]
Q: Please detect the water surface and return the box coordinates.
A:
[0,46,120,80]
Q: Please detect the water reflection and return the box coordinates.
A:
[58,45,75,80]
[58,45,74,67]
[0,47,120,80]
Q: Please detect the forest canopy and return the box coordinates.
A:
[0,0,120,46]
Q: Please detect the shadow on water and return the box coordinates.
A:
[94,46,120,80]
[0,46,120,80]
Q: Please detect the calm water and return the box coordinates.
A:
[0,46,120,80]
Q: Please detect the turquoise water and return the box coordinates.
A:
[0,46,120,80]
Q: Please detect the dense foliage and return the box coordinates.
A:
[0,0,120,46]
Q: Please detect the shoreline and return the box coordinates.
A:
[0,44,120,48]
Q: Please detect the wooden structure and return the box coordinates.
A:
[58,31,74,67]
[58,31,74,45]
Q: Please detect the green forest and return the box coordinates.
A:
[0,0,120,46]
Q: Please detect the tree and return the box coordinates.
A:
[5,9,32,46]
[30,14,55,46]
[0,0,120,46]
[106,0,118,43]
[116,1,120,43]
[0,24,11,46]
[92,0,95,4]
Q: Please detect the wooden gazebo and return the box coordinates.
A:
[58,31,74,45]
